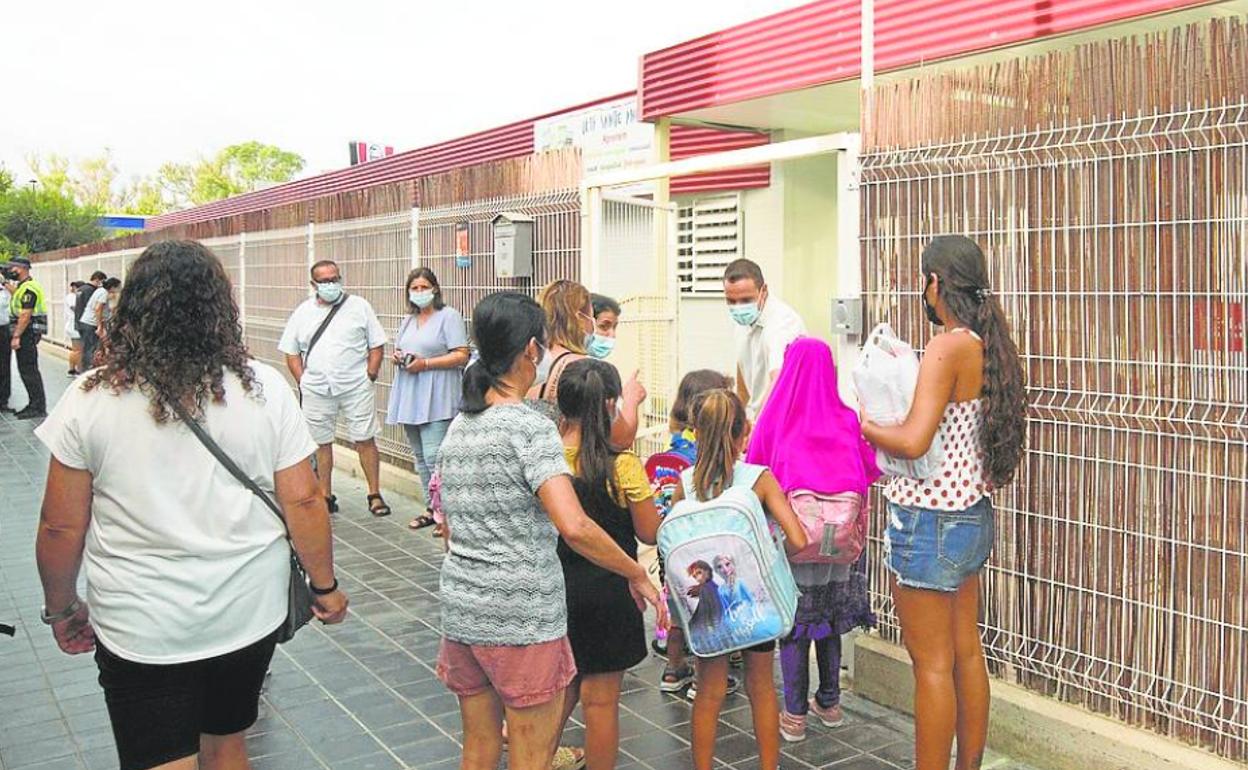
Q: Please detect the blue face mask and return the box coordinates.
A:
[316,281,343,303]
[587,334,616,359]
[410,289,435,308]
[728,302,760,327]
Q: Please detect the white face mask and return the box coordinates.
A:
[533,345,553,386]
[410,289,436,309]
[315,281,343,303]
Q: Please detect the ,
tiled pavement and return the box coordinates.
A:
[1,356,1046,770]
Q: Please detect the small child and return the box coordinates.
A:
[652,370,733,694]
[667,370,732,462]
[427,469,448,551]
[746,337,881,741]
[554,358,662,770]
[670,389,808,770]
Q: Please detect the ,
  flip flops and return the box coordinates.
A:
[550,746,586,770]
[367,493,392,517]
[501,723,584,770]
[660,663,695,692]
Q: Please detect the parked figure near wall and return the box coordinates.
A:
[75,271,105,372]
[527,280,645,449]
[722,259,806,421]
[861,235,1027,770]
[34,240,347,770]
[65,281,83,376]
[96,278,122,344]
[79,272,111,369]
[434,291,661,770]
[279,259,393,517]
[386,267,470,532]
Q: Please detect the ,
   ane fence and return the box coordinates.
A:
[861,17,1248,761]
[417,190,582,322]
[37,188,580,469]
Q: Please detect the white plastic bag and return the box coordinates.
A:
[852,323,944,480]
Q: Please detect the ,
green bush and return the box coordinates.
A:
[0,185,103,255]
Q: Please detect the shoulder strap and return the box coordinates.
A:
[169,399,289,533]
[303,295,349,364]
[733,462,767,491]
[680,467,696,499]
[538,351,578,399]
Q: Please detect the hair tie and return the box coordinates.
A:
[975,287,991,304]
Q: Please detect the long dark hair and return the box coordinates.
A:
[462,292,545,414]
[557,359,623,515]
[405,267,446,311]
[922,235,1027,488]
[690,389,748,502]
[84,240,257,422]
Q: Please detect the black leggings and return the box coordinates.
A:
[14,329,45,411]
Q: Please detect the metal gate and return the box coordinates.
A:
[586,191,680,456]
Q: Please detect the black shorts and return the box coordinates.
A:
[95,628,280,770]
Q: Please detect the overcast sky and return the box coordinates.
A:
[3,0,805,189]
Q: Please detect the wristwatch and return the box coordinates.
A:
[41,598,82,625]
[310,578,339,596]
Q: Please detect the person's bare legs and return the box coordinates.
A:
[554,675,581,740]
[580,672,625,770]
[355,438,382,497]
[504,690,566,770]
[892,575,958,770]
[314,443,334,500]
[668,626,688,670]
[691,654,730,770]
[69,341,82,373]
[150,756,197,770]
[460,688,506,770]
[743,650,780,770]
[199,731,249,769]
[952,577,989,770]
